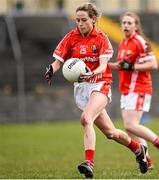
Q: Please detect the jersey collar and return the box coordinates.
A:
[130,32,137,39]
[123,32,138,44]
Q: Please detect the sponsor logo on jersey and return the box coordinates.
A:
[79,56,99,62]
[126,50,132,57]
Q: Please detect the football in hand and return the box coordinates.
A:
[62,58,89,83]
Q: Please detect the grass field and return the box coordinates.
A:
[0,119,159,179]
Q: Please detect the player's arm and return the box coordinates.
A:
[45,31,72,85]
[51,59,62,73]
[93,57,108,74]
[108,61,121,70]
[79,57,110,81]
[134,57,158,71]
[45,59,62,85]
[118,56,158,71]
[133,39,158,71]
[93,34,113,74]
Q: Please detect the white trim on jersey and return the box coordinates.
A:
[53,54,64,62]
[128,71,139,94]
[135,34,146,49]
[99,54,112,60]
[138,54,156,63]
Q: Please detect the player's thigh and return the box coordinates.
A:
[83,91,108,121]
[121,109,143,126]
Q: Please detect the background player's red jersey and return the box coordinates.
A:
[53,27,113,83]
[117,32,155,95]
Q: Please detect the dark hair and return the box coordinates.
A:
[76,3,101,20]
[120,11,151,51]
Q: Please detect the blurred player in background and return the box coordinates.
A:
[109,11,159,170]
[45,4,149,178]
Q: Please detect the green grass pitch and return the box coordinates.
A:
[0,119,159,179]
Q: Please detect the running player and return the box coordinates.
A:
[45,5,148,178]
[109,11,159,170]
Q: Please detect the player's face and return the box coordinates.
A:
[76,11,94,37]
[121,16,137,38]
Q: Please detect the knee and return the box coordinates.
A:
[105,129,119,140]
[80,112,93,127]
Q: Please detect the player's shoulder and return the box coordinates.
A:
[133,33,146,47]
[96,29,110,42]
[62,29,76,40]
[68,29,77,35]
[97,29,108,37]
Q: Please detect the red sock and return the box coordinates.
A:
[85,149,94,163]
[127,139,140,153]
[153,137,159,149]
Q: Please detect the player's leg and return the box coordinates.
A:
[78,91,108,178]
[94,109,148,173]
[120,93,159,149]
[121,110,154,169]
[94,109,131,145]
[127,132,154,169]
[121,109,159,148]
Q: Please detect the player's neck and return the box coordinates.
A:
[82,31,91,37]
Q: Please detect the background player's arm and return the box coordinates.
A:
[134,57,158,71]
[133,39,158,71]
[108,61,121,70]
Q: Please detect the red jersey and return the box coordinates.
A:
[117,32,155,95]
[53,27,113,83]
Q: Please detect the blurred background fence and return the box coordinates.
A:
[0,0,159,123]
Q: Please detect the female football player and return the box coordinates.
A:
[109,11,159,170]
[45,4,149,178]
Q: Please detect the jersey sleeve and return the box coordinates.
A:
[99,34,114,61]
[53,32,72,62]
[135,35,156,63]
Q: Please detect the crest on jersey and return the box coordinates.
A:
[126,50,132,57]
[91,45,98,54]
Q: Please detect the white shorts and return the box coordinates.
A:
[74,82,111,110]
[120,93,151,112]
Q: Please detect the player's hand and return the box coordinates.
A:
[119,60,134,70]
[45,64,53,85]
[79,71,95,82]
